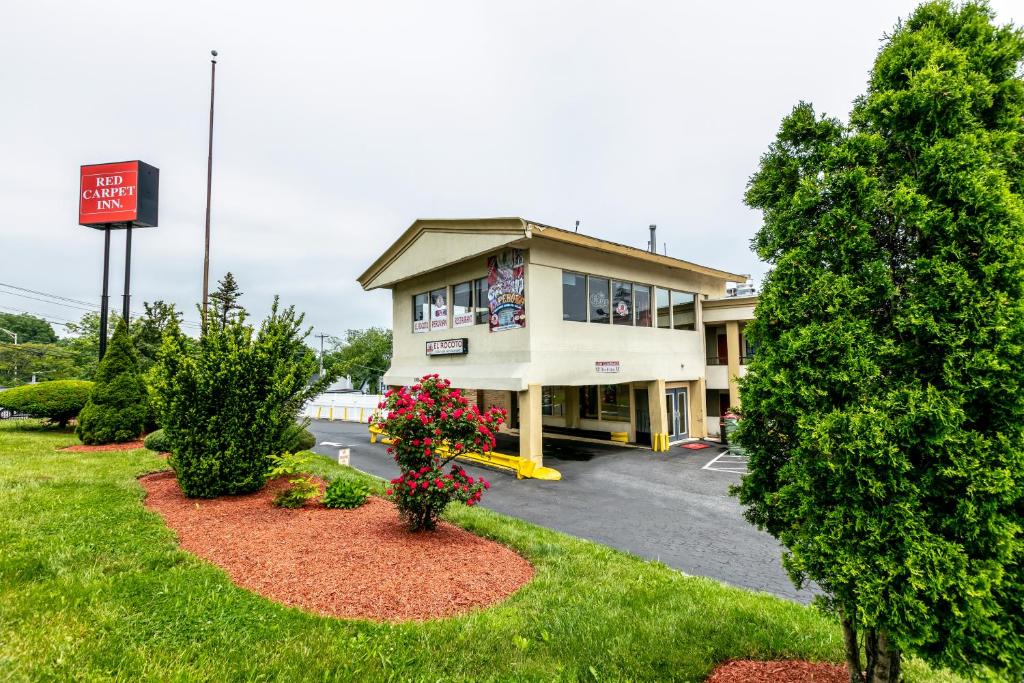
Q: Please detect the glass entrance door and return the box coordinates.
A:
[665,388,689,442]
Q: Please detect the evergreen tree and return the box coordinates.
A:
[76,319,148,444]
[208,272,245,330]
[735,3,1024,682]
[131,300,182,372]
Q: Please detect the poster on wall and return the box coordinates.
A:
[487,249,526,332]
[430,289,448,330]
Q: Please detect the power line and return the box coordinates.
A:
[0,281,95,307]
[0,282,202,329]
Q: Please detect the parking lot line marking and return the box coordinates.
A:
[701,450,749,474]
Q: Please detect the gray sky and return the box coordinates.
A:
[2,0,1020,340]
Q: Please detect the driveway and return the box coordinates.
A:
[308,419,815,604]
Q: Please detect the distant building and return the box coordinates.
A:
[358,218,757,470]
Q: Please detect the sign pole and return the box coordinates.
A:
[99,227,111,360]
[122,226,133,327]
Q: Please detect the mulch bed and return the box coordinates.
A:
[60,439,146,453]
[140,471,534,622]
[706,660,847,683]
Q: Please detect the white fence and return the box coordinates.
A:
[303,393,383,423]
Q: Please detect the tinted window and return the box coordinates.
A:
[601,384,630,421]
[634,285,652,327]
[588,276,610,324]
[474,277,489,324]
[655,287,671,329]
[412,292,429,333]
[612,281,633,326]
[562,272,587,322]
[452,281,473,327]
[671,291,695,330]
[579,385,598,419]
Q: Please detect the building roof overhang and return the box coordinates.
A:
[357,217,749,291]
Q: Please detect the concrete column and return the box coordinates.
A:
[564,386,580,429]
[690,378,707,439]
[726,321,741,408]
[647,379,668,451]
[518,383,543,466]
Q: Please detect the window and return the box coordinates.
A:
[671,291,695,330]
[474,277,489,325]
[541,386,566,416]
[412,292,429,333]
[655,287,671,329]
[579,386,598,419]
[588,276,610,324]
[562,272,587,322]
[634,285,652,327]
[452,281,473,327]
[612,281,633,326]
[600,384,631,421]
[430,288,448,330]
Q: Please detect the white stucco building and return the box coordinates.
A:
[358,217,756,469]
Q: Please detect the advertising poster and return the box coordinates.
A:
[487,249,526,332]
[430,290,448,330]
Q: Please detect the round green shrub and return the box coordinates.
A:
[0,380,94,427]
[322,477,370,510]
[144,428,171,453]
[77,320,149,445]
[289,427,316,452]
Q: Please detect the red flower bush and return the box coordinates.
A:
[376,374,503,531]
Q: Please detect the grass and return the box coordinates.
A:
[0,420,964,682]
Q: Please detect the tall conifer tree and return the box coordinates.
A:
[736,3,1024,681]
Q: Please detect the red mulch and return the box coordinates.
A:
[139,471,534,622]
[706,660,848,683]
[60,440,146,452]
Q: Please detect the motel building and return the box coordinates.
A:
[357,217,757,473]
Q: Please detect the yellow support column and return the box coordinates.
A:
[647,379,668,452]
[518,383,544,475]
[726,321,741,409]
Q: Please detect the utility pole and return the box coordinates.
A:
[201,49,218,330]
[315,333,330,378]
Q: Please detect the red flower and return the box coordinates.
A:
[435,479,444,489]
[420,481,429,490]
[386,489,393,496]
[483,480,490,489]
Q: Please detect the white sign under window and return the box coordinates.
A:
[426,338,469,356]
[453,311,474,327]
[595,361,620,373]
[413,320,429,334]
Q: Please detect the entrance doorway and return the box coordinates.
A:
[666,388,689,442]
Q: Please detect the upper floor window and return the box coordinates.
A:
[473,277,489,325]
[412,292,429,333]
[588,276,610,324]
[655,288,671,329]
[430,288,448,330]
[671,291,696,331]
[634,285,652,327]
[452,281,473,327]
[612,281,633,326]
[562,272,587,322]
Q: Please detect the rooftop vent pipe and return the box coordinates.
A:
[649,224,657,254]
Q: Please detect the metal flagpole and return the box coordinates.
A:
[201,49,218,330]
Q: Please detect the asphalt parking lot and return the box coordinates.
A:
[309,419,815,603]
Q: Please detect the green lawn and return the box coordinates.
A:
[0,421,962,682]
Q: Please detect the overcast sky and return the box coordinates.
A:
[2,0,1019,341]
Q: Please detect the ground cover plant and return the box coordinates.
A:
[736,2,1024,681]
[154,297,329,498]
[266,451,320,508]
[0,420,967,682]
[376,374,502,530]
[76,320,148,445]
[322,477,370,509]
[0,379,92,427]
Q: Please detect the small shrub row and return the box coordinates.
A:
[0,380,93,427]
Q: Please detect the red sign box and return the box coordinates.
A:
[79,161,141,225]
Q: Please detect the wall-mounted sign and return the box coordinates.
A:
[79,160,159,228]
[595,361,620,374]
[488,249,526,332]
[426,338,469,356]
